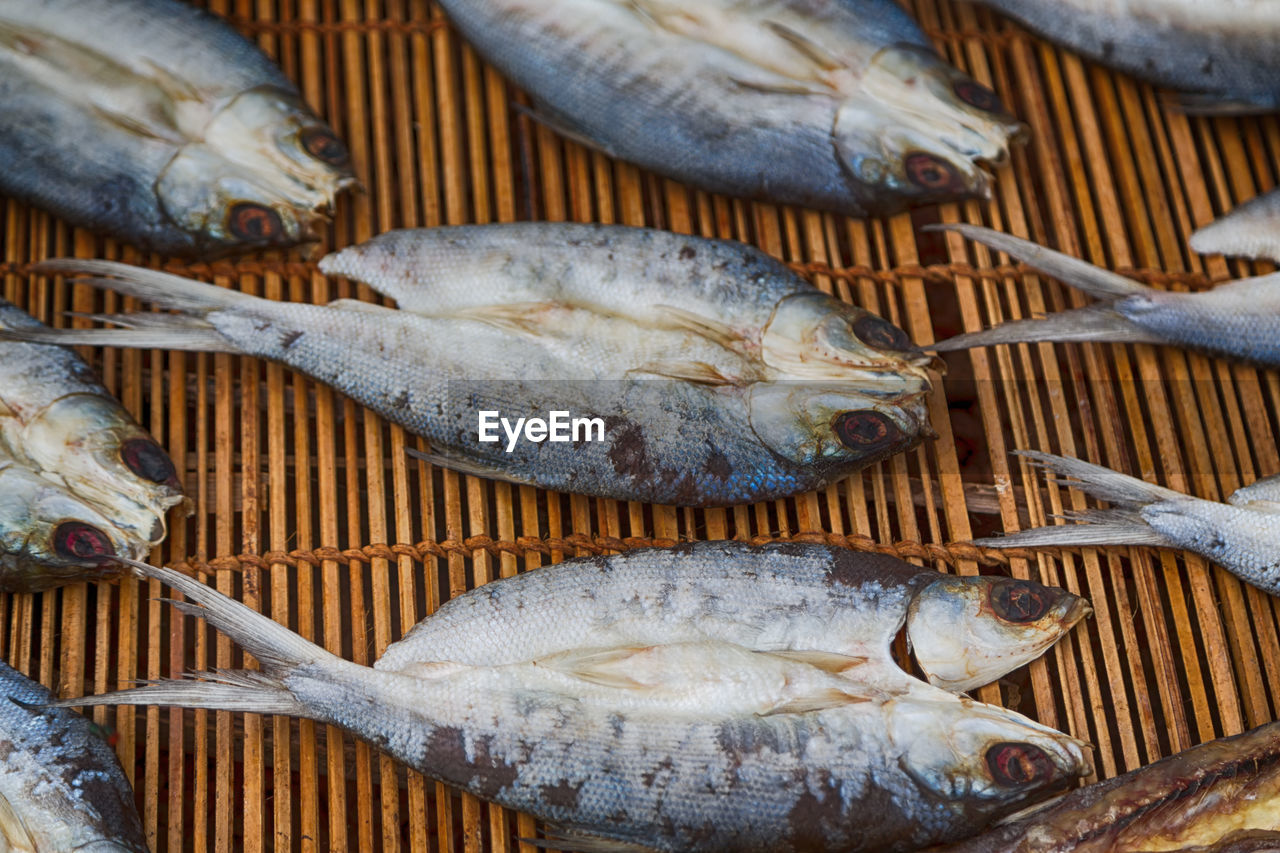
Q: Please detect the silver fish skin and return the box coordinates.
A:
[968,0,1280,114]
[1190,187,1280,262]
[19,225,934,506]
[0,661,146,852]
[934,720,1280,853]
[975,451,1280,598]
[928,224,1280,366]
[378,542,1091,695]
[57,556,1091,853]
[434,0,1023,217]
[0,0,356,257]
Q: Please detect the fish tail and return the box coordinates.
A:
[1013,450,1186,507]
[930,305,1162,351]
[32,260,252,314]
[924,224,1151,299]
[47,559,339,719]
[0,313,237,353]
[973,514,1176,549]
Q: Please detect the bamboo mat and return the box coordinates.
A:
[2,0,1278,850]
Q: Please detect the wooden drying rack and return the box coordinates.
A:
[3,0,1279,850]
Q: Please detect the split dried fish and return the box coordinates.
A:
[0,0,357,256]
[975,451,1280,598]
[0,661,146,852]
[928,224,1280,367]
[435,0,1024,216]
[968,0,1280,114]
[13,224,935,506]
[0,299,184,590]
[936,718,1280,852]
[57,544,1093,852]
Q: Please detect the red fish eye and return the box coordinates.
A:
[53,522,115,563]
[852,314,913,352]
[986,742,1055,787]
[121,438,178,486]
[953,79,1003,113]
[832,411,903,451]
[990,579,1050,623]
[228,203,284,242]
[904,152,961,192]
[300,126,350,167]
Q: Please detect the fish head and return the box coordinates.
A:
[0,464,139,589]
[761,291,935,386]
[16,395,184,547]
[203,86,358,201]
[155,143,335,254]
[887,692,1090,815]
[907,575,1092,693]
[747,381,931,472]
[834,45,1025,206]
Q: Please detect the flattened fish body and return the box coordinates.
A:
[434,0,1022,215]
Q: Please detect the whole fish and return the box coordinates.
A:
[0,299,184,590]
[0,0,356,256]
[379,542,1093,694]
[966,0,1280,114]
[974,451,1280,598]
[58,546,1092,853]
[1190,188,1280,263]
[13,224,934,506]
[935,719,1280,852]
[927,224,1280,366]
[434,0,1024,217]
[0,660,147,852]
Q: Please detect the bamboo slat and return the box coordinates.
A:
[2,0,1278,849]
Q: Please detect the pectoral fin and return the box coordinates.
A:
[768,650,869,673]
[764,20,841,71]
[729,76,828,96]
[654,305,744,349]
[761,687,872,716]
[0,790,37,852]
[628,360,737,385]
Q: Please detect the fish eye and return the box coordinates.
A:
[228,203,284,242]
[904,152,962,192]
[986,742,1054,787]
[53,521,115,563]
[300,126,350,167]
[851,314,913,352]
[121,438,178,486]
[832,411,903,452]
[953,79,1003,114]
[990,579,1050,623]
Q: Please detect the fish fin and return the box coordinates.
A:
[972,518,1176,550]
[627,360,736,385]
[31,260,251,313]
[763,20,841,70]
[448,302,567,336]
[0,789,37,852]
[1013,450,1187,506]
[924,224,1151,299]
[511,101,617,157]
[729,76,827,96]
[1228,473,1280,507]
[46,559,335,718]
[1189,189,1280,263]
[1165,91,1272,116]
[526,829,660,853]
[535,647,650,689]
[0,321,236,353]
[929,305,1164,351]
[405,447,544,487]
[767,650,868,674]
[393,660,472,680]
[761,688,872,716]
[653,305,743,349]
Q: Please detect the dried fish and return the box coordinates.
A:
[0,0,356,256]
[927,224,1280,366]
[434,0,1024,216]
[57,544,1093,852]
[975,451,1280,598]
[1191,188,1280,263]
[11,224,935,506]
